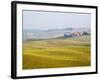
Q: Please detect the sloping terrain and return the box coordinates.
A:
[22,35,90,69]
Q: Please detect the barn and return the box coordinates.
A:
[72,32,82,36]
[64,32,82,38]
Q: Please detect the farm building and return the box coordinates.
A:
[64,32,72,37]
[72,32,82,36]
[64,32,82,38]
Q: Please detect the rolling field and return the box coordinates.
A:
[22,35,91,69]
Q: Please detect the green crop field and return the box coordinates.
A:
[22,35,91,69]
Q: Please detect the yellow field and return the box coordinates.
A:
[22,35,91,69]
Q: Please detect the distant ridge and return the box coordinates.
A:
[23,27,90,41]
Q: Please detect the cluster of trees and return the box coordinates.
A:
[82,31,90,35]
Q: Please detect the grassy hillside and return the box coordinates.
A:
[22,35,91,69]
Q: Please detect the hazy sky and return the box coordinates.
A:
[23,10,91,30]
